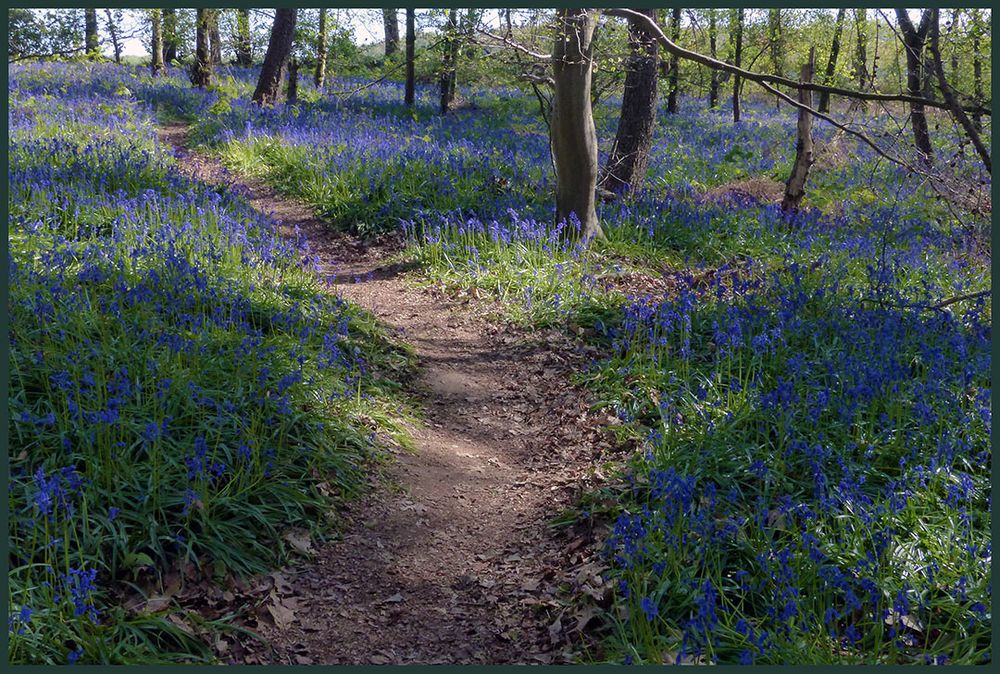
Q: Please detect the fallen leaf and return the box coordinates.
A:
[283,529,314,555]
[267,601,296,629]
[383,593,404,604]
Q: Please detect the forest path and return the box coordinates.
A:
[158,125,615,664]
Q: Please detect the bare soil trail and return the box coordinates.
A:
[158,125,619,664]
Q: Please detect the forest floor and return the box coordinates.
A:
[158,124,623,665]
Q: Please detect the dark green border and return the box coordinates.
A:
[2,3,995,672]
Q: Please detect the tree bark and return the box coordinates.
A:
[818,9,846,113]
[768,9,783,107]
[708,10,719,108]
[105,10,122,63]
[895,9,934,164]
[552,8,602,241]
[783,48,816,211]
[667,8,681,113]
[315,8,328,88]
[854,8,868,90]
[252,8,297,106]
[405,9,416,107]
[150,9,165,76]
[84,9,99,56]
[383,8,400,57]
[972,13,983,132]
[731,8,744,123]
[927,9,990,173]
[286,57,299,105]
[235,9,253,67]
[601,8,659,197]
[210,10,223,66]
[191,9,212,88]
[163,8,178,63]
[440,9,458,114]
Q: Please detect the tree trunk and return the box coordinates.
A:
[150,9,165,76]
[210,10,223,66]
[972,12,983,132]
[708,11,718,108]
[84,9,99,56]
[286,57,299,105]
[552,8,602,241]
[440,9,458,114]
[235,9,253,66]
[191,9,212,88]
[252,8,297,106]
[667,8,681,113]
[731,8,744,123]
[405,9,416,107]
[818,8,846,113]
[383,8,400,57]
[315,8,328,87]
[895,9,934,164]
[854,8,868,91]
[105,10,122,63]
[768,9,783,107]
[601,8,659,197]
[947,9,960,78]
[164,8,178,63]
[927,9,990,173]
[782,48,816,211]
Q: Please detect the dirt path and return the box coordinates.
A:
[158,125,617,664]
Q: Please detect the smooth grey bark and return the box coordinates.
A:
[150,9,165,76]
[315,8,328,87]
[104,10,122,63]
[818,8,846,113]
[405,9,415,107]
[667,8,681,113]
[601,8,659,197]
[895,8,934,164]
[782,48,816,211]
[191,9,212,88]
[551,8,602,241]
[927,9,990,172]
[252,8,297,105]
[383,8,399,57]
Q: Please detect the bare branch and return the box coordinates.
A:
[603,8,990,117]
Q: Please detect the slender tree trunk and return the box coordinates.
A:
[210,10,223,66]
[105,10,122,63]
[84,9,99,56]
[552,8,602,241]
[895,9,934,164]
[150,9,165,76]
[708,11,719,108]
[927,9,990,173]
[818,8,846,113]
[783,48,816,211]
[854,8,868,91]
[972,12,983,132]
[315,8,328,88]
[667,8,681,113]
[252,8,297,105]
[191,9,212,88]
[164,8,178,63]
[768,8,784,107]
[383,8,400,57]
[731,8,744,123]
[601,8,659,197]
[235,9,253,66]
[286,57,299,104]
[948,9,960,77]
[405,9,415,107]
[440,8,458,114]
